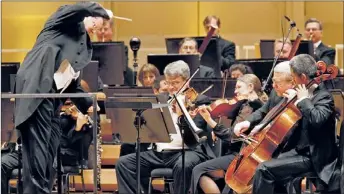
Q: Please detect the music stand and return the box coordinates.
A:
[105,93,176,194]
[80,61,99,92]
[1,62,20,93]
[92,42,126,86]
[147,54,200,77]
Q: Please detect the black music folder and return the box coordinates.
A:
[260,39,314,59]
[189,78,237,99]
[92,41,126,86]
[1,62,20,93]
[80,60,99,92]
[236,58,287,81]
[165,36,222,77]
[147,54,200,76]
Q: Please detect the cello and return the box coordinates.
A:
[224,62,338,194]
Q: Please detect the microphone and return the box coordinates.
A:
[129,37,141,59]
[284,15,296,27]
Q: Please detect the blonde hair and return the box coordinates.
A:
[237,74,269,103]
[138,64,160,86]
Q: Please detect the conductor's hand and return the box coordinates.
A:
[233,121,251,136]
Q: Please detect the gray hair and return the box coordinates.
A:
[164,60,190,80]
[290,54,317,79]
[274,61,291,74]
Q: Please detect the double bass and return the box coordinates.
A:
[224,62,338,194]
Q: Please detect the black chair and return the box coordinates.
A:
[148,168,174,194]
[289,121,344,194]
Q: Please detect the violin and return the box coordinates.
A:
[61,102,94,131]
[225,62,338,194]
[209,95,246,118]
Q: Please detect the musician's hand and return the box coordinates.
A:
[249,124,263,136]
[87,104,100,113]
[197,105,212,121]
[233,121,251,136]
[283,89,297,101]
[295,84,309,100]
[76,113,88,131]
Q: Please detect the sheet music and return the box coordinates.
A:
[54,59,80,93]
[175,95,202,133]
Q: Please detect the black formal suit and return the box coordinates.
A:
[116,94,214,194]
[199,65,215,78]
[13,3,108,194]
[315,42,336,66]
[217,36,236,72]
[248,84,338,194]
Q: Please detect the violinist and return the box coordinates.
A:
[189,74,267,194]
[178,37,215,78]
[228,64,253,79]
[137,63,160,87]
[152,75,168,94]
[116,60,213,194]
[234,54,339,194]
[60,80,100,170]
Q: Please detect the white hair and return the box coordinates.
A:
[105,9,114,18]
[274,61,291,74]
[164,60,190,80]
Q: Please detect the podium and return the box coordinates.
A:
[105,92,176,194]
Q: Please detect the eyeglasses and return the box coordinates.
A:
[165,80,181,87]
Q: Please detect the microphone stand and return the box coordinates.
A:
[133,55,139,86]
[262,22,295,93]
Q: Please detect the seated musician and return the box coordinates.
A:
[60,80,101,169]
[116,60,213,194]
[203,15,236,72]
[153,75,168,95]
[228,64,253,79]
[274,38,292,58]
[1,139,20,194]
[137,63,160,87]
[234,54,339,194]
[304,18,335,66]
[178,37,215,78]
[190,74,267,194]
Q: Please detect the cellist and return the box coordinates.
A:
[234,54,339,194]
[189,74,267,194]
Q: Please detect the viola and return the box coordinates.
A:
[225,61,338,194]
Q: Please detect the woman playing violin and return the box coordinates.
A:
[190,74,267,194]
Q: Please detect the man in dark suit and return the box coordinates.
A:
[304,18,335,66]
[203,15,236,72]
[116,60,214,194]
[235,54,338,194]
[14,2,109,193]
[179,37,215,78]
